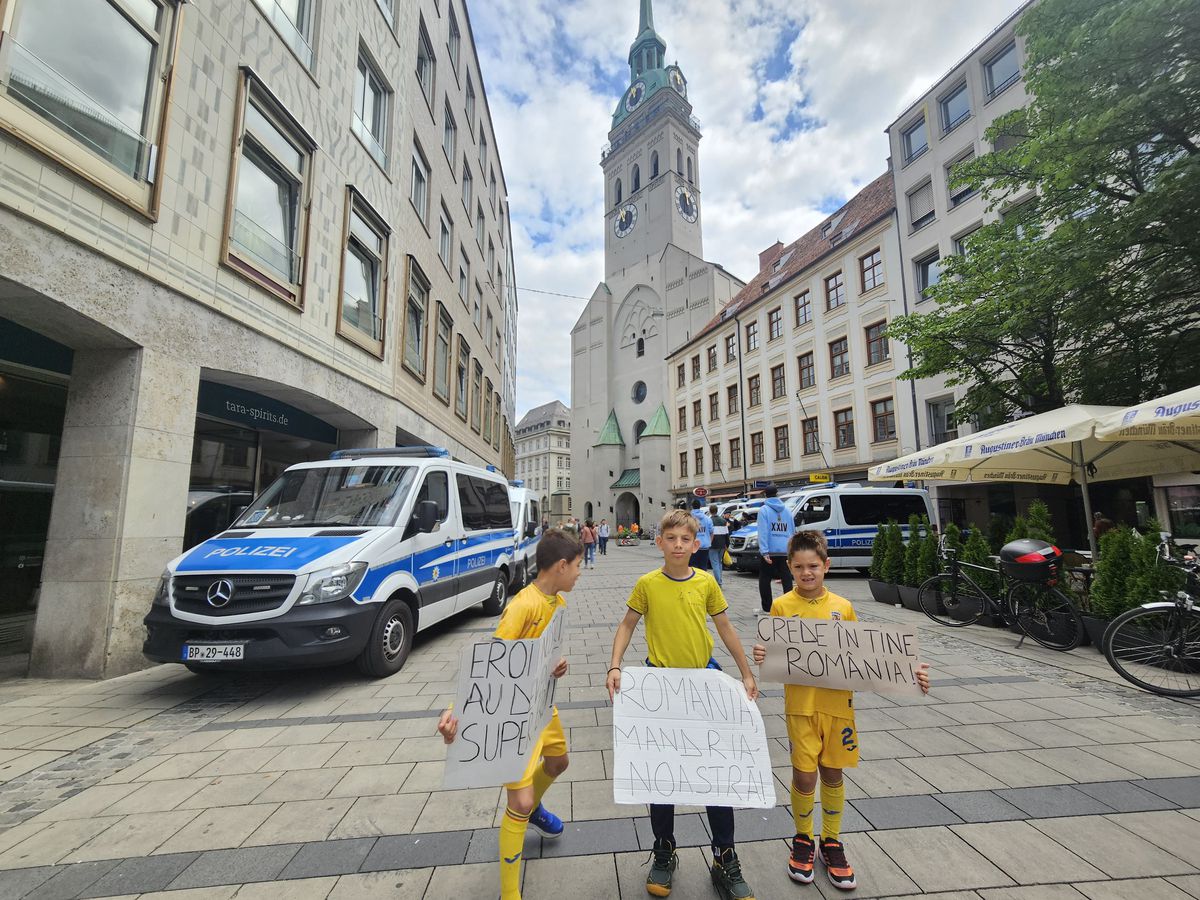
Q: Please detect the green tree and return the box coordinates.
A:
[881,523,906,585]
[1089,526,1135,618]
[869,521,892,580]
[918,522,940,583]
[942,522,964,557]
[904,514,924,587]
[888,0,1200,421]
[1005,515,1030,545]
[964,527,1002,596]
[1025,501,1056,545]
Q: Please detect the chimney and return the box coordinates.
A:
[758,241,784,271]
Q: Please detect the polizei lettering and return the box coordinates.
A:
[204,545,298,559]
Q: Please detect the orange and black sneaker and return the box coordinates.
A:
[788,833,815,884]
[819,837,857,890]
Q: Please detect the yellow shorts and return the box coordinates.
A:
[505,709,568,790]
[785,712,860,771]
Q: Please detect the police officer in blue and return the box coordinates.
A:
[690,498,713,570]
[756,485,795,612]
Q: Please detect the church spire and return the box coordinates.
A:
[639,0,654,33]
[628,0,667,80]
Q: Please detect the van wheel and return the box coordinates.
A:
[356,598,413,678]
[481,572,508,615]
[856,567,872,577]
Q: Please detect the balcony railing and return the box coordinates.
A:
[231,209,298,283]
[253,0,314,68]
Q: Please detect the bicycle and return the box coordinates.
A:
[917,539,1084,651]
[1102,537,1200,698]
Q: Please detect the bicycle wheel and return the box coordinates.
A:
[1103,604,1200,697]
[1007,582,1083,651]
[919,573,986,627]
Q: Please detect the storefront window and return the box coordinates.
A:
[1166,485,1200,540]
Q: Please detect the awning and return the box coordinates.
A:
[611,469,641,489]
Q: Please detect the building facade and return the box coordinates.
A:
[570,0,744,528]
[667,174,916,497]
[515,401,572,524]
[0,0,517,675]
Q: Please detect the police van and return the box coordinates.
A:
[728,484,933,573]
[143,447,516,677]
[508,482,541,589]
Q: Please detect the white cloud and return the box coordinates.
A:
[470,0,1026,421]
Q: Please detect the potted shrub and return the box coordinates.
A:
[898,515,925,610]
[868,521,899,604]
[1025,500,1056,545]
[954,526,997,623]
[1085,526,1135,646]
[878,522,906,605]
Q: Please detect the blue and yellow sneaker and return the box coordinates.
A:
[528,804,564,839]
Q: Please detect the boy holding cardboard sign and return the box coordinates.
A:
[437,530,583,900]
[608,509,759,900]
[752,531,930,891]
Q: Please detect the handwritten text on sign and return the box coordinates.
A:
[756,617,924,697]
[612,667,775,809]
[442,608,566,789]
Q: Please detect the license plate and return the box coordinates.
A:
[182,643,244,662]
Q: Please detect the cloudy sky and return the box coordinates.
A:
[468,0,1025,421]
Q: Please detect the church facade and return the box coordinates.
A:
[570,0,744,528]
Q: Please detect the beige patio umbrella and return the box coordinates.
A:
[870,404,1200,557]
[1095,384,1200,441]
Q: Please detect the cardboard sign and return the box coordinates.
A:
[612,667,776,809]
[756,617,924,697]
[442,608,567,789]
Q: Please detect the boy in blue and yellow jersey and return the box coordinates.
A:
[608,509,758,900]
[437,530,583,900]
[753,531,930,891]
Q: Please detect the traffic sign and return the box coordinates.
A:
[753,480,772,489]
[808,473,832,484]
[693,487,709,498]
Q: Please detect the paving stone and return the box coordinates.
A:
[168,843,302,890]
[966,752,1073,788]
[998,720,1097,748]
[242,798,354,847]
[152,803,280,855]
[952,724,1041,752]
[0,817,122,869]
[540,816,639,859]
[1166,874,1200,898]
[615,846,712,900]
[360,830,471,871]
[858,731,920,760]
[1074,780,1179,812]
[994,784,1114,819]
[1142,776,1200,808]
[868,825,1015,893]
[1030,815,1194,878]
[0,865,55,897]
[1073,877,1196,899]
[523,850,618,899]
[887,727,981,757]
[410,787,499,831]
[175,773,280,809]
[847,759,938,797]
[852,794,963,830]
[254,768,348,804]
[902,755,1010,792]
[976,887,1088,899]
[1021,747,1139,783]
[24,859,119,900]
[229,874,339,899]
[935,790,1032,823]
[277,838,376,879]
[951,820,1106,883]
[79,852,199,898]
[812,831,924,898]
[1107,809,1200,869]
[329,793,429,839]
[66,809,199,863]
[462,826,541,864]
[25,783,142,822]
[327,868,432,899]
[729,805,805,842]
[632,812,712,849]
[326,763,415,800]
[569,778,631,820]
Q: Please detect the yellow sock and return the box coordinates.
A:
[499,806,530,900]
[820,780,845,841]
[531,762,556,808]
[791,783,815,836]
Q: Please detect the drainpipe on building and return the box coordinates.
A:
[894,207,922,454]
[735,314,750,495]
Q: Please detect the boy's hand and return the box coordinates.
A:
[915,662,931,694]
[606,668,621,700]
[762,554,772,564]
[436,708,458,744]
[552,657,568,678]
[751,643,766,665]
[742,673,758,701]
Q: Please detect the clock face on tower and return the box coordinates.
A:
[668,67,687,98]
[675,185,698,223]
[625,81,647,112]
[614,203,638,238]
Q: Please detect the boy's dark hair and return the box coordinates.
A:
[788,530,829,561]
[691,498,702,509]
[537,529,583,570]
[764,485,778,498]
[708,504,718,515]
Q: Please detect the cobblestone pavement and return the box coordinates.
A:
[0,543,1199,899]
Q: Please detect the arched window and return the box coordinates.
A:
[687,157,694,184]
[615,178,622,205]
[651,151,659,179]
[634,420,647,444]
[636,337,645,357]
[632,164,641,193]
[676,148,683,174]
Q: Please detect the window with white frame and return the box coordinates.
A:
[462,159,473,209]
[489,170,497,209]
[947,149,977,207]
[433,304,452,402]
[340,192,389,347]
[902,116,928,162]
[939,82,970,132]
[794,291,811,327]
[448,6,461,72]
[416,21,435,107]
[475,204,484,246]
[352,52,389,167]
[458,246,469,303]
[442,101,457,161]
[908,180,935,230]
[984,41,1020,99]
[410,144,430,223]
[438,205,453,270]
[471,359,483,431]
[915,252,941,300]
[479,131,488,172]
[455,337,470,419]
[465,76,476,131]
[473,282,482,328]
[402,261,430,376]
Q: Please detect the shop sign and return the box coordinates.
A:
[197,381,338,444]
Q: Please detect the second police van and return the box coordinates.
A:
[143,447,518,677]
[507,482,541,590]
[728,484,934,573]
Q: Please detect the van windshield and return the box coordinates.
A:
[234,465,418,528]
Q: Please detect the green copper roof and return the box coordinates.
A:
[611,0,687,129]
[594,409,625,446]
[611,468,641,489]
[640,403,671,438]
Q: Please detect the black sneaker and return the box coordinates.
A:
[711,847,755,900]
[819,837,857,890]
[788,833,815,883]
[646,837,677,897]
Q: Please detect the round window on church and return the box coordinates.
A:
[631,381,647,404]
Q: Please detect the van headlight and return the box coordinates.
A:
[297,562,369,605]
[744,535,759,550]
[153,570,171,606]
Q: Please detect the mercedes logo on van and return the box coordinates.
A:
[207,579,235,608]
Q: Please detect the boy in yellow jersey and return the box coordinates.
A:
[607,509,758,900]
[437,530,583,900]
[753,531,930,891]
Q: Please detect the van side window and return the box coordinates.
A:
[457,474,488,531]
[530,500,539,525]
[798,496,832,525]
[484,481,513,529]
[841,494,927,525]
[405,471,450,538]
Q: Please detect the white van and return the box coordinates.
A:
[728,485,933,572]
[508,483,541,589]
[143,447,516,677]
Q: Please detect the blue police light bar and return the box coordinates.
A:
[510,479,525,488]
[486,465,498,472]
[330,446,451,460]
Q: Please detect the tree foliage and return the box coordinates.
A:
[888,0,1200,421]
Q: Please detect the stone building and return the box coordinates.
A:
[667,174,915,498]
[0,0,516,675]
[570,0,744,528]
[514,401,572,525]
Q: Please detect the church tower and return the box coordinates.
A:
[602,0,703,279]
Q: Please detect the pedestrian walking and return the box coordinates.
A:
[581,520,597,568]
[709,503,729,587]
[757,485,795,613]
[690,498,712,570]
[598,519,610,555]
